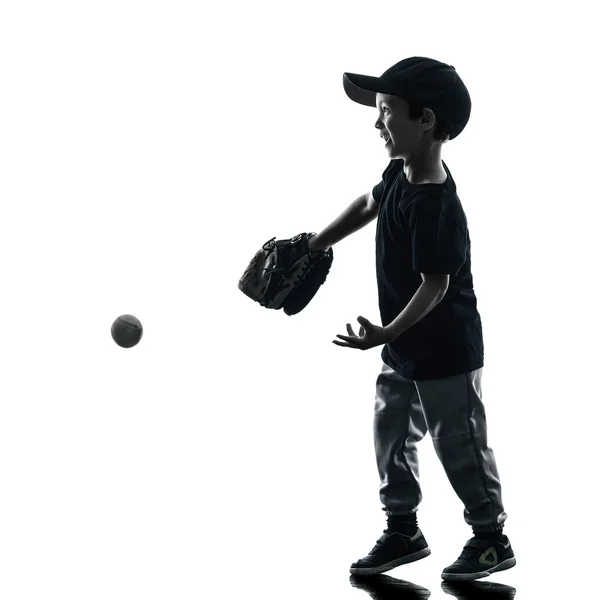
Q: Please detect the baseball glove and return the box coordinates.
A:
[238,232,334,316]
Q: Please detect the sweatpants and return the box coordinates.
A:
[374,360,507,534]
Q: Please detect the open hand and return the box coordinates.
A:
[332,316,391,351]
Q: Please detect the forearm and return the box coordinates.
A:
[309,194,375,252]
[385,282,446,342]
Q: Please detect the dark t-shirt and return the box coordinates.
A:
[372,159,484,380]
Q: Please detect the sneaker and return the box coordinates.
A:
[441,534,516,581]
[350,527,431,576]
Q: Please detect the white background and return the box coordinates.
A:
[1,1,598,598]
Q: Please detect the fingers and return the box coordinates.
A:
[333,339,363,350]
[333,339,358,349]
[333,338,354,347]
[346,323,366,337]
[334,319,374,350]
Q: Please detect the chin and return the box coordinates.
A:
[385,144,400,158]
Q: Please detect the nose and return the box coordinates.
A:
[374,116,383,129]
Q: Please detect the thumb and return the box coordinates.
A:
[357,316,371,328]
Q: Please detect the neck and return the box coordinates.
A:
[401,145,444,183]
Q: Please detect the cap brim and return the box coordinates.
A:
[343,73,398,107]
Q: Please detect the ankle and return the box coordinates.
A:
[386,512,418,533]
[474,529,505,542]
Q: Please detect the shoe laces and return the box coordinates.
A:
[367,522,410,555]
[368,536,389,555]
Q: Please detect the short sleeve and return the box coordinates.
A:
[408,195,468,276]
[372,179,385,203]
[372,160,401,203]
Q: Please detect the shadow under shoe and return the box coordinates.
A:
[441,580,517,599]
[350,528,431,576]
[350,574,431,599]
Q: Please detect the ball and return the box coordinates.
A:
[111,314,143,348]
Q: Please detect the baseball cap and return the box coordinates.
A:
[343,57,471,140]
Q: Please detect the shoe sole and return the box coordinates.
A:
[441,557,517,581]
[349,546,431,576]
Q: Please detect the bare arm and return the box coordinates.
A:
[308,192,379,253]
[384,280,448,341]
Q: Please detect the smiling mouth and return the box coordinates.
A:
[381,132,391,144]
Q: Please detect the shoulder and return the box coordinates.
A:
[404,186,444,212]
[404,187,464,226]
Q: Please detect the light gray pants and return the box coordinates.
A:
[374,361,507,533]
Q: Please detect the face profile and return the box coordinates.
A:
[374,93,447,184]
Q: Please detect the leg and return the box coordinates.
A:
[374,360,428,516]
[349,361,433,576]
[414,368,507,534]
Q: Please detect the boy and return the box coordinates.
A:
[307,57,515,582]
